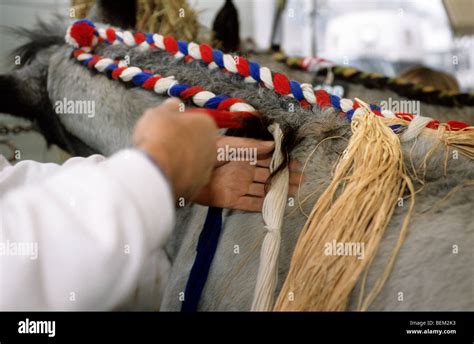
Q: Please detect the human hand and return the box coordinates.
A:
[195,136,302,212]
[133,98,218,201]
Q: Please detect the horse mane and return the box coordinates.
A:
[5,16,67,68]
[274,53,474,107]
[89,33,314,164]
[323,66,474,107]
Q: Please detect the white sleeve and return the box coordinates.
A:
[0,149,175,311]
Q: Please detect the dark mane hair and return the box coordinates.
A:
[4,16,67,68]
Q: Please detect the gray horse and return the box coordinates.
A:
[2,13,473,311]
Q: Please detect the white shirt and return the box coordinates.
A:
[0,150,175,310]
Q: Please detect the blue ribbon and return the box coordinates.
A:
[181,207,223,311]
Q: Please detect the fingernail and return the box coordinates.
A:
[163,97,180,106]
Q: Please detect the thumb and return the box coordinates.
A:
[159,97,182,112]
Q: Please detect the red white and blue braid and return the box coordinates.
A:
[65,19,257,129]
[66,19,470,133]
[299,56,336,72]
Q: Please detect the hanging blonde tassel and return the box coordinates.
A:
[251,123,289,311]
[274,102,414,311]
[381,118,474,160]
[432,125,474,160]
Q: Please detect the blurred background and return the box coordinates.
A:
[0,0,473,163]
[276,0,474,91]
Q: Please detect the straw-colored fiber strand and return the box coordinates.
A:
[274,105,412,311]
[381,117,474,160]
[71,0,95,19]
[136,0,199,41]
[358,172,415,310]
[294,135,346,219]
[434,126,474,160]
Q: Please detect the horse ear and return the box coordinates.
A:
[87,0,137,29]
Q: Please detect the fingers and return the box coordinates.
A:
[289,159,301,171]
[237,181,299,212]
[231,185,299,212]
[288,159,303,187]
[256,157,271,168]
[289,171,303,186]
[247,182,298,198]
[216,155,270,169]
[288,184,299,197]
[256,141,275,157]
[217,137,274,154]
[215,137,275,167]
[257,158,301,172]
[213,138,305,173]
[160,97,182,112]
[142,98,182,120]
[240,181,299,212]
[233,196,264,212]
[247,174,300,197]
[254,167,271,183]
[246,164,302,198]
[199,152,303,212]
[253,162,302,186]
[255,161,302,184]
[247,182,265,197]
